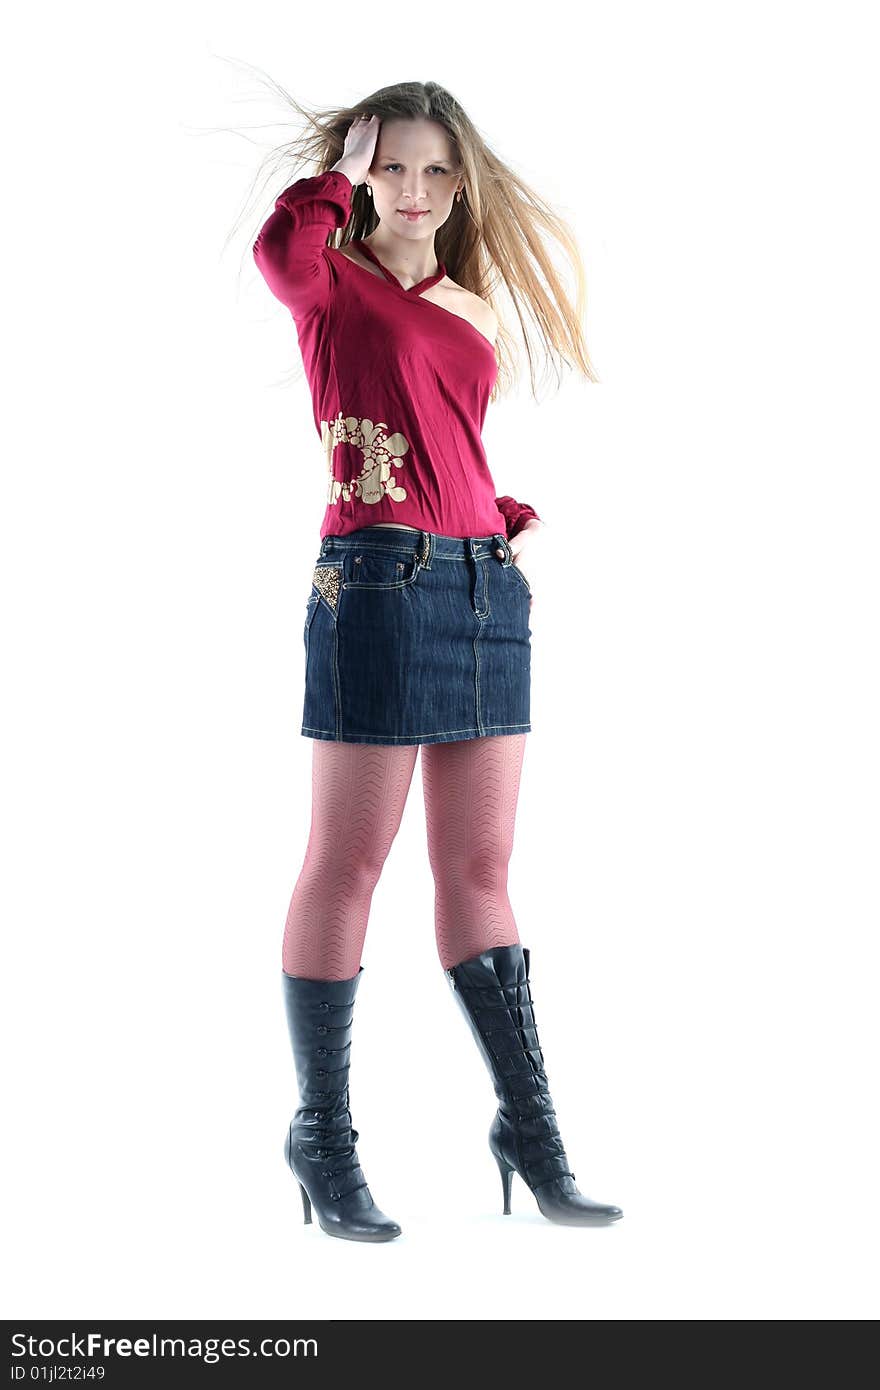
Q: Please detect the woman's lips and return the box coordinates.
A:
[397,210,428,221]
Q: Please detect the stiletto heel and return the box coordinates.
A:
[298,1182,312,1224]
[494,1154,514,1214]
[447,945,624,1227]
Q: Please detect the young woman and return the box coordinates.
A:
[253,81,623,1241]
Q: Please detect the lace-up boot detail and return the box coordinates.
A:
[447,945,623,1225]
[282,966,401,1242]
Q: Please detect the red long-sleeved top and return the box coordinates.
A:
[252,169,540,540]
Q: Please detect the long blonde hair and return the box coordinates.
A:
[234,71,600,400]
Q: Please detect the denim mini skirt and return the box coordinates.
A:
[300,525,532,745]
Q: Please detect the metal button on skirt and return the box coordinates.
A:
[300,525,532,745]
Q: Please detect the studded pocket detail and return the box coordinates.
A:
[312,565,342,611]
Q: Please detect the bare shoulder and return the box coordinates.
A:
[440,275,499,345]
[467,292,499,346]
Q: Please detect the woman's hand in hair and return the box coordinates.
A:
[331,113,381,186]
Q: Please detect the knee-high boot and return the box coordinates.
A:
[282,966,402,1242]
[446,944,623,1225]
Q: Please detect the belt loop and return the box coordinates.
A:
[493,532,512,565]
[418,529,433,570]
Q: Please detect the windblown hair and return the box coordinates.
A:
[233,70,600,401]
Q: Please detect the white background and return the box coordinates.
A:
[3,0,878,1321]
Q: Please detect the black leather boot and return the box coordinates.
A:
[282,966,401,1242]
[446,944,623,1225]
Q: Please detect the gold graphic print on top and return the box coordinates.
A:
[321,413,409,507]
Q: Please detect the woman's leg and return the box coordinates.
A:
[420,733,527,969]
[282,739,419,979]
[426,736,624,1223]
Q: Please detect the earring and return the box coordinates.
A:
[366,184,373,197]
[456,190,462,202]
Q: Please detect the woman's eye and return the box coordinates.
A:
[384,165,448,174]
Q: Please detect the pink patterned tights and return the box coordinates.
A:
[282,735,526,978]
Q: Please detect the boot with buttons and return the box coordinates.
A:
[281,966,401,1242]
[446,944,623,1225]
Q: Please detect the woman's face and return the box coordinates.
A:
[368,117,463,238]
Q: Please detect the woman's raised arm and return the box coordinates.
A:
[252,168,353,320]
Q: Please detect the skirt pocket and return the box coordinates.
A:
[507,560,532,597]
[303,592,319,661]
[343,546,421,591]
